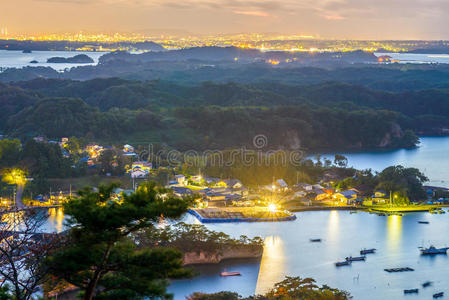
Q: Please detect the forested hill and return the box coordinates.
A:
[4,56,449,92]
[2,77,449,151]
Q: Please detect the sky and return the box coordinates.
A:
[2,0,449,39]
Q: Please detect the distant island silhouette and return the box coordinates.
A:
[47,54,94,64]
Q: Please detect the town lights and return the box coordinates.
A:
[268,203,277,212]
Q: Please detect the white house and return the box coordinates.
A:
[175,174,187,186]
[130,169,147,178]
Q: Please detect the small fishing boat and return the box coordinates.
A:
[360,248,376,255]
[418,221,429,224]
[350,211,358,214]
[309,238,322,242]
[420,246,449,255]
[220,271,241,277]
[422,281,432,288]
[433,292,444,298]
[404,289,419,294]
[345,256,366,262]
[335,260,351,267]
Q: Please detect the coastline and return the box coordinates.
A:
[183,246,263,265]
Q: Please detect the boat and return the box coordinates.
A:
[418,221,429,224]
[335,260,351,267]
[345,256,366,262]
[360,248,376,255]
[309,238,322,242]
[350,211,358,214]
[220,271,241,277]
[377,213,386,216]
[422,281,432,288]
[404,289,419,294]
[420,246,449,255]
[433,292,444,298]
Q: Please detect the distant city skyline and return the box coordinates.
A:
[3,0,449,40]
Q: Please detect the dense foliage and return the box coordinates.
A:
[187,276,351,300]
[137,222,263,254]
[46,182,192,300]
[0,78,437,151]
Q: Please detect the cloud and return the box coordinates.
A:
[233,10,270,17]
[320,14,345,20]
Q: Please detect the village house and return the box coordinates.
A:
[205,192,227,207]
[130,168,147,178]
[373,190,387,198]
[123,144,135,153]
[175,174,187,186]
[85,144,104,159]
[333,190,358,203]
[171,186,193,198]
[315,190,329,201]
[275,179,289,192]
[216,179,243,189]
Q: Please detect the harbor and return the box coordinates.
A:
[168,209,449,299]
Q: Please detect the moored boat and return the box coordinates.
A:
[345,256,366,262]
[335,260,351,267]
[220,271,241,277]
[422,281,432,288]
[309,238,322,242]
[420,246,449,255]
[418,221,429,224]
[404,289,419,294]
[433,292,444,298]
[360,248,376,255]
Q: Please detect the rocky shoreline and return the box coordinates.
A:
[183,245,263,265]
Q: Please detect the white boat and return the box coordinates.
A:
[420,246,449,255]
[220,271,241,277]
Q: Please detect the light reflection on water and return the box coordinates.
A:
[386,215,402,254]
[47,207,64,233]
[255,235,285,295]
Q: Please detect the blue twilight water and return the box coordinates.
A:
[0,50,106,71]
[374,52,449,64]
[169,137,449,299]
[321,136,449,188]
[169,211,449,300]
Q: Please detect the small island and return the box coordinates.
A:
[47,54,94,64]
[136,222,264,265]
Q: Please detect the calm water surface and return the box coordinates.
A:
[374,52,449,64]
[322,136,449,188]
[0,50,106,71]
[169,211,449,300]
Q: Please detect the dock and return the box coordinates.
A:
[384,267,414,273]
[188,208,296,223]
